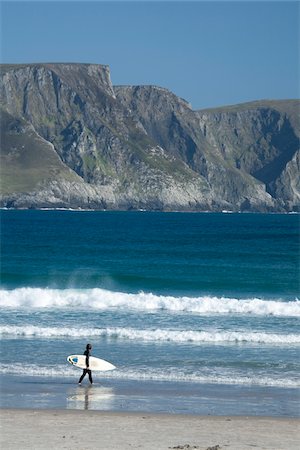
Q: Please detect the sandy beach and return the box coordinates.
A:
[1,409,299,450]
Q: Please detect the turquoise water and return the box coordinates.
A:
[0,211,299,415]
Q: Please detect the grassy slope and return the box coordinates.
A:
[198,99,299,114]
[0,109,80,195]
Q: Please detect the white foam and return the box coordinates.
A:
[0,288,299,317]
[105,368,300,388]
[0,363,298,388]
[1,325,299,345]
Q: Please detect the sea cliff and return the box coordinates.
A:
[1,63,299,211]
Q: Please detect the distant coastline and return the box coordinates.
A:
[1,64,299,213]
[1,207,299,214]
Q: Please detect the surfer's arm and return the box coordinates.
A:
[85,353,90,368]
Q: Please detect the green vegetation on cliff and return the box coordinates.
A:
[0,63,299,211]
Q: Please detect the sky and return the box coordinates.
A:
[1,1,299,109]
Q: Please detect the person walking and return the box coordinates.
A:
[78,343,93,384]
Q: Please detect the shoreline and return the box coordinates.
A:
[1,207,298,214]
[1,374,299,418]
[1,408,299,450]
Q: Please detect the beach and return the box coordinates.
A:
[1,409,299,450]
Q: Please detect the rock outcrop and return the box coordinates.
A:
[0,63,299,211]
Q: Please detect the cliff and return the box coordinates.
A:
[1,63,299,211]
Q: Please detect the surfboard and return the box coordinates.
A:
[67,355,116,372]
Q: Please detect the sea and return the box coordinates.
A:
[0,210,299,416]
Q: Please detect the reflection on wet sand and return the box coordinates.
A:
[67,385,115,410]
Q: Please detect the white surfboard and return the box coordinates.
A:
[67,355,116,372]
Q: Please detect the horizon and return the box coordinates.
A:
[1,1,299,109]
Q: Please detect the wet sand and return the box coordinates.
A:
[1,375,299,417]
[1,409,299,450]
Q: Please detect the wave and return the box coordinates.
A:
[1,325,299,345]
[0,288,299,317]
[0,363,298,388]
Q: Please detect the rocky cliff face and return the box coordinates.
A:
[0,63,299,211]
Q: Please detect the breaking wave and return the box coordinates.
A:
[1,325,299,345]
[0,288,299,317]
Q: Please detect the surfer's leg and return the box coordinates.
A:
[78,369,87,384]
[88,369,93,384]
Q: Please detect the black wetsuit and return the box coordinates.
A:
[78,349,93,384]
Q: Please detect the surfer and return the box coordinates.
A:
[78,343,93,384]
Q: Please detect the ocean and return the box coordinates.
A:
[1,210,299,416]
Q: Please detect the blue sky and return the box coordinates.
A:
[1,1,299,109]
